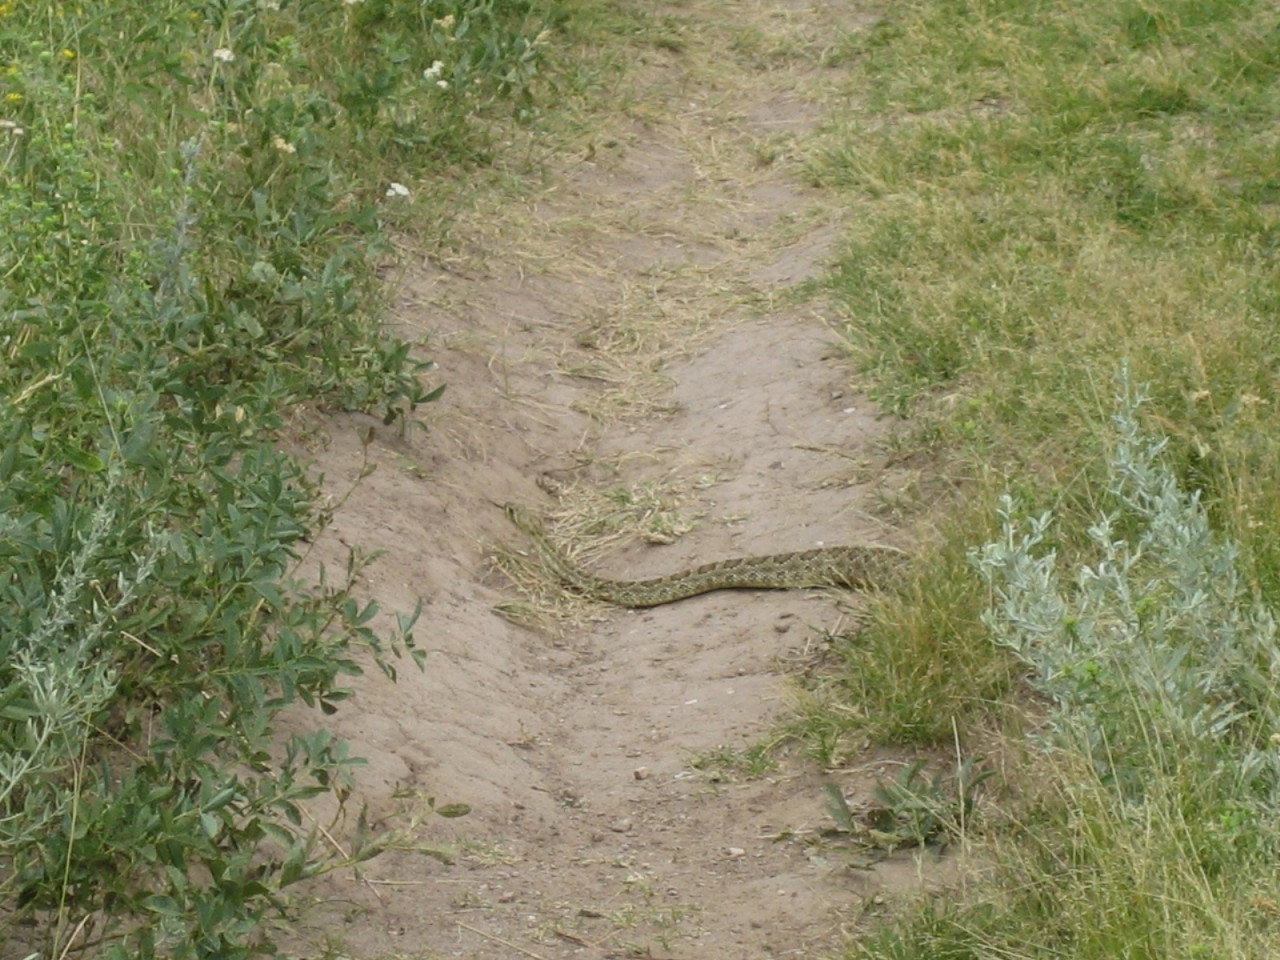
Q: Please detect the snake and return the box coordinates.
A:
[503,503,906,608]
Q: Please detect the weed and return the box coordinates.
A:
[824,758,991,852]
[690,741,781,780]
[973,373,1280,843]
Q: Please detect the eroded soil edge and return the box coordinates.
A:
[291,3,948,957]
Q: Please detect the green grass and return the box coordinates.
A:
[801,0,1280,956]
[801,0,1280,737]
[790,509,1011,756]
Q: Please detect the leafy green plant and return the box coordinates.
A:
[0,389,426,957]
[972,373,1280,807]
[824,759,990,853]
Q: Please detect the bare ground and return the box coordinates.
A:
[287,2,958,957]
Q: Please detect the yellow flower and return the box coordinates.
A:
[61,49,75,60]
[4,92,22,104]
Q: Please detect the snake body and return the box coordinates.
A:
[504,503,905,608]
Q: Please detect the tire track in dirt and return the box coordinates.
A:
[289,3,954,957]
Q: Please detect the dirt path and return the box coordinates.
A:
[291,2,949,957]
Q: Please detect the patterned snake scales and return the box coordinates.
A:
[504,503,907,608]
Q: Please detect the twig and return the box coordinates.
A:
[298,805,383,902]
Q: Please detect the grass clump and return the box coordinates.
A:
[0,0,599,956]
[790,519,1009,755]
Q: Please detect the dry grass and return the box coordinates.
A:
[491,474,708,626]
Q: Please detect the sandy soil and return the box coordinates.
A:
[288,2,957,957]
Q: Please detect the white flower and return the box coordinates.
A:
[213,48,235,63]
[272,135,296,155]
[385,182,411,198]
[423,60,445,81]
[436,80,449,90]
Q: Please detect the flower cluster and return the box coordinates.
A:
[423,59,448,89]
